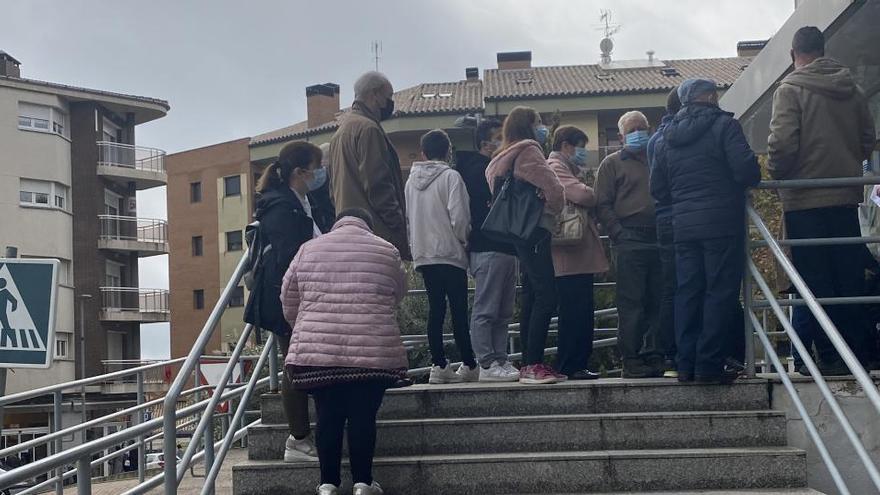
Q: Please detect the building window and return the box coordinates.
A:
[55,332,71,359]
[193,289,205,310]
[191,236,203,256]
[229,286,245,307]
[19,179,68,211]
[190,182,202,203]
[18,102,68,138]
[225,231,243,252]
[224,175,241,197]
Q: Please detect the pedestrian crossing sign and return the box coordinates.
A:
[0,258,58,369]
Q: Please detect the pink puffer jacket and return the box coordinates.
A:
[281,216,408,370]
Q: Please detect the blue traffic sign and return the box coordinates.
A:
[0,258,58,369]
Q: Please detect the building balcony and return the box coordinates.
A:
[99,287,169,323]
[98,215,168,256]
[96,141,167,190]
[99,360,170,394]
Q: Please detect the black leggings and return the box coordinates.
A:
[313,381,386,486]
[419,264,477,368]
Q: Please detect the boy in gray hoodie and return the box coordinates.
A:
[405,129,478,383]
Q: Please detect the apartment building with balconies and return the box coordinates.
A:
[0,51,170,395]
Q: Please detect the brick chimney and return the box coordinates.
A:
[0,51,21,78]
[736,40,768,58]
[465,67,479,81]
[306,83,340,128]
[497,51,532,70]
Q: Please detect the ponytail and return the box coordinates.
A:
[256,161,285,194]
[255,141,323,195]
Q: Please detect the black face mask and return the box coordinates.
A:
[380,97,394,121]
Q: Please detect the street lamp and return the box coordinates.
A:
[78,294,92,437]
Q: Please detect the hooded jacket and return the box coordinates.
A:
[547,151,609,276]
[329,101,411,259]
[647,114,675,223]
[485,139,564,232]
[243,186,314,335]
[650,103,761,242]
[768,57,876,212]
[455,151,517,255]
[405,160,471,270]
[282,216,408,371]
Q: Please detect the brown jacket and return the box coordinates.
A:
[768,57,876,212]
[547,152,609,276]
[595,149,656,239]
[329,101,411,259]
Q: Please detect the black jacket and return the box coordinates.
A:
[455,151,516,255]
[650,103,760,242]
[243,186,314,335]
[307,181,336,234]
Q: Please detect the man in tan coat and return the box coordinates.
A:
[768,26,877,374]
[329,71,411,260]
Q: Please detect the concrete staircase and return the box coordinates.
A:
[232,378,821,495]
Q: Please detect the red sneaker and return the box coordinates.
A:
[519,364,559,385]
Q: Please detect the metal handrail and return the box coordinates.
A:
[98,214,168,244]
[96,141,166,174]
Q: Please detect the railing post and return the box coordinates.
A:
[743,192,756,377]
[136,371,146,483]
[268,331,279,393]
[238,358,247,448]
[203,409,215,495]
[76,456,91,495]
[53,390,63,495]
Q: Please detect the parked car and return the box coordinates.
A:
[0,465,32,495]
[144,453,180,471]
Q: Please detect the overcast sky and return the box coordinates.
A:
[1,0,795,359]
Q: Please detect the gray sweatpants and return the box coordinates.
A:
[469,251,518,367]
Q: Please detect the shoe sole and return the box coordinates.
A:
[663,372,679,378]
[283,451,318,463]
[428,378,464,384]
[518,377,558,384]
[479,375,520,382]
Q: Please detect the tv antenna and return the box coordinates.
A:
[596,10,621,64]
[371,40,382,71]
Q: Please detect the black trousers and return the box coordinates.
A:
[614,227,662,363]
[675,236,744,377]
[313,381,386,487]
[515,229,558,365]
[657,217,677,362]
[555,274,595,375]
[419,264,476,368]
[277,332,311,439]
[785,207,871,365]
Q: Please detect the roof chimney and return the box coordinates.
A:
[736,40,768,58]
[465,67,479,81]
[646,50,655,63]
[497,51,532,70]
[306,83,340,128]
[0,51,21,78]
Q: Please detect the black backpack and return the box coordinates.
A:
[242,220,272,290]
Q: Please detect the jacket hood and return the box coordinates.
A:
[664,103,728,147]
[254,187,302,219]
[493,139,541,164]
[408,161,451,190]
[782,57,856,99]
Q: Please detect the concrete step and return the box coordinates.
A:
[232,446,807,495]
[259,378,771,424]
[247,410,787,460]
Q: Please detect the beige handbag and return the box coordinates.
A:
[551,202,586,246]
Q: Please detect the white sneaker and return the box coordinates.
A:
[500,361,520,376]
[316,484,339,495]
[353,481,383,495]
[456,363,481,382]
[480,361,520,382]
[284,433,317,462]
[429,363,463,384]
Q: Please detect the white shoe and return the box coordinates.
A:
[284,433,317,462]
[316,484,339,495]
[429,363,463,384]
[353,481,383,495]
[500,361,520,376]
[480,361,519,382]
[456,363,481,382]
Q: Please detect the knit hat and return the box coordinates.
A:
[677,78,718,104]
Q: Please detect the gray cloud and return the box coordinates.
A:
[1,0,794,359]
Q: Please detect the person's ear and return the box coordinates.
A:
[420,151,427,161]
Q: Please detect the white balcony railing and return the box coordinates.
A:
[98,215,168,244]
[97,141,166,174]
[100,287,169,318]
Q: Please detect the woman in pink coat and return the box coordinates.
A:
[548,126,609,380]
[281,208,408,495]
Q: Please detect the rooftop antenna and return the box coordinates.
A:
[371,40,382,71]
[597,10,621,64]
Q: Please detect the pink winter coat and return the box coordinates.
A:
[547,151,609,277]
[486,140,565,228]
[281,216,408,371]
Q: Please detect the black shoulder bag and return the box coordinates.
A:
[480,157,545,245]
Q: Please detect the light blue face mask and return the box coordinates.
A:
[307,167,327,191]
[573,147,588,166]
[534,125,549,145]
[624,130,650,152]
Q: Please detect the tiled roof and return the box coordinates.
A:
[249,115,345,146]
[484,57,751,100]
[0,74,169,109]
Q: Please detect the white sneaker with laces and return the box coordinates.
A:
[353,481,383,495]
[500,361,520,377]
[284,433,317,462]
[456,363,480,382]
[480,361,519,382]
[316,484,339,495]
[429,363,463,384]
